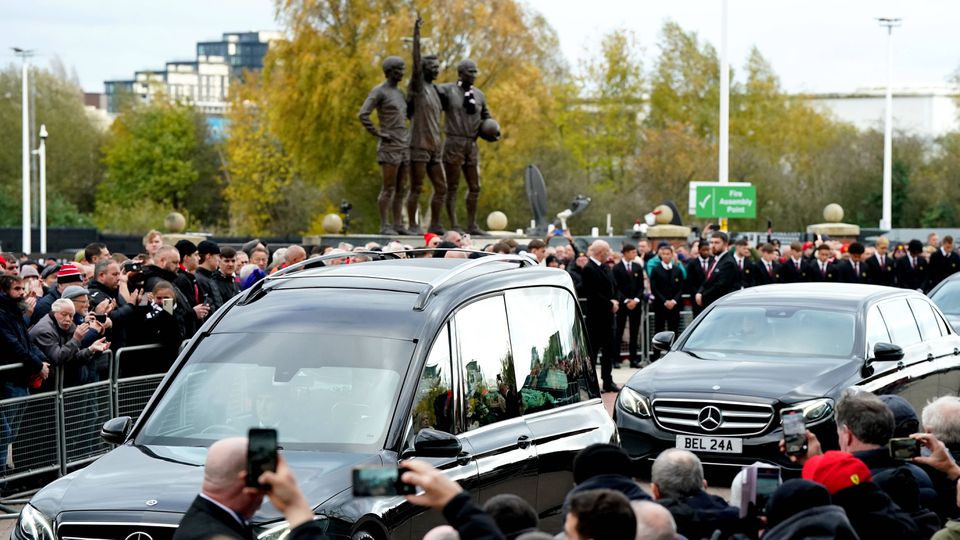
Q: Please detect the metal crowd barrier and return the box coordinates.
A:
[0,343,178,503]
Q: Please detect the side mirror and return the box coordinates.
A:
[412,428,462,458]
[872,342,904,363]
[100,416,132,445]
[652,331,675,352]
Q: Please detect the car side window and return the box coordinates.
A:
[505,287,597,414]
[455,295,520,430]
[865,305,892,354]
[878,300,922,348]
[410,325,454,435]
[933,306,951,336]
[909,299,942,340]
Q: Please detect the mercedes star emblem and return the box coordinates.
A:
[125,532,154,540]
[697,406,723,432]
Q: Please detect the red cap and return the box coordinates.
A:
[56,263,83,284]
[424,232,438,245]
[802,451,872,494]
[802,241,815,250]
[0,256,6,268]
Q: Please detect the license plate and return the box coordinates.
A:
[675,435,743,454]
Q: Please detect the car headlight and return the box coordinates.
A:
[18,504,54,540]
[790,398,834,424]
[618,387,652,418]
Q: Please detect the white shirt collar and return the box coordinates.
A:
[199,493,246,526]
[661,261,673,270]
[589,256,603,267]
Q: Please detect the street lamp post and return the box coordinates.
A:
[877,17,901,231]
[13,47,34,253]
[34,124,48,253]
[718,0,730,232]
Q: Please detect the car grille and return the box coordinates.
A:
[58,522,178,540]
[652,399,774,436]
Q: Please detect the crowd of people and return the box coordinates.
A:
[565,229,960,393]
[182,389,960,540]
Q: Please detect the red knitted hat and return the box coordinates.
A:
[801,451,872,495]
[56,263,83,284]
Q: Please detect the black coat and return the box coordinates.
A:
[195,267,223,311]
[734,256,756,288]
[212,273,241,309]
[929,249,960,289]
[777,258,805,284]
[649,263,684,312]
[752,260,779,287]
[831,259,869,284]
[612,260,644,302]
[0,294,47,386]
[699,252,741,308]
[659,490,757,540]
[581,260,617,323]
[830,482,924,540]
[174,269,201,307]
[686,256,713,296]
[802,259,833,282]
[896,255,929,291]
[87,279,136,349]
[865,253,897,287]
[761,505,859,540]
[173,495,252,540]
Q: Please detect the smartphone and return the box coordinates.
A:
[889,437,921,460]
[122,261,142,273]
[246,428,278,488]
[162,298,174,314]
[781,407,807,457]
[755,467,781,512]
[352,466,416,497]
[94,313,107,324]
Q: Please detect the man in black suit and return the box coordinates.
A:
[174,437,263,540]
[778,241,805,284]
[803,244,834,282]
[865,237,896,287]
[833,242,869,284]
[753,243,780,286]
[613,244,644,368]
[929,235,960,289]
[896,239,929,292]
[696,232,741,310]
[581,240,620,393]
[686,242,713,317]
[732,238,755,289]
[649,244,684,360]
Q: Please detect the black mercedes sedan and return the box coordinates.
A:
[615,283,960,471]
[16,254,615,540]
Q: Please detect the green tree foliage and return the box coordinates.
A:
[0,63,103,227]
[98,100,224,232]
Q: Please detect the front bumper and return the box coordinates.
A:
[614,405,838,474]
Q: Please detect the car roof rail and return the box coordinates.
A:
[413,253,537,311]
[241,250,402,301]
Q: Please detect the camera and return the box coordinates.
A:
[122,261,142,273]
[889,437,921,460]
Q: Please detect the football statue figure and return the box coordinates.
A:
[439,60,499,235]
[405,14,446,235]
[358,56,410,235]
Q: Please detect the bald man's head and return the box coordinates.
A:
[632,500,678,540]
[285,245,307,266]
[202,437,264,519]
[589,240,611,261]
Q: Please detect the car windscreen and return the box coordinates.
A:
[683,305,857,358]
[931,281,960,316]
[136,332,413,452]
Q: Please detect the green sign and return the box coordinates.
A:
[694,185,756,219]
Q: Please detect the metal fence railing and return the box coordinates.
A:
[0,343,177,502]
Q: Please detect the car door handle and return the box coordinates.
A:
[456,451,472,466]
[517,435,531,449]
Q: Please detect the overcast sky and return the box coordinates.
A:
[1,0,957,94]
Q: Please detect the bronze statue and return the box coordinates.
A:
[406,15,446,235]
[439,59,495,235]
[358,56,409,235]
